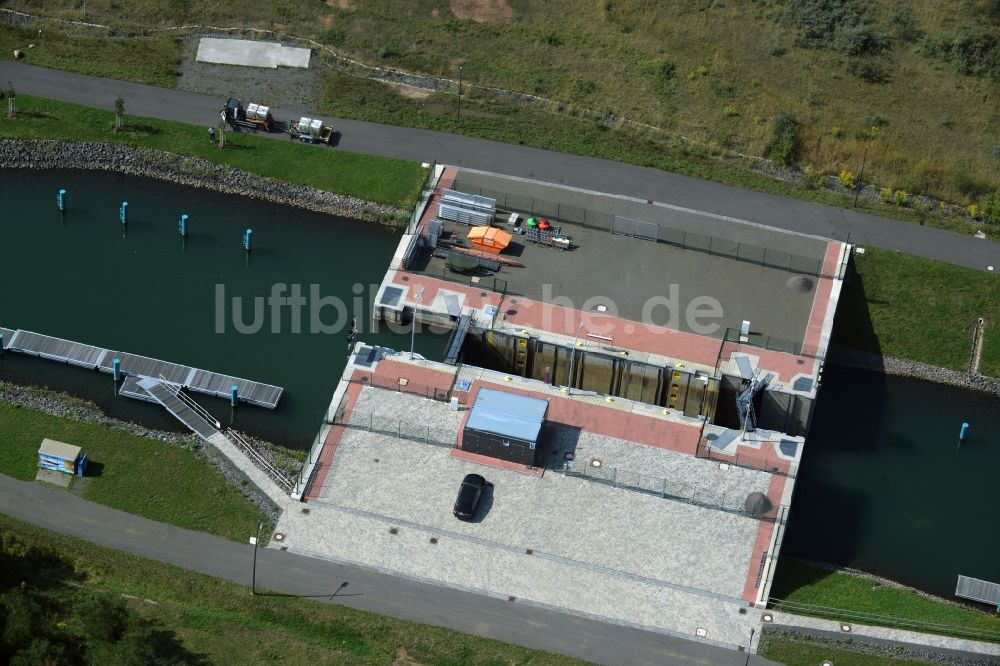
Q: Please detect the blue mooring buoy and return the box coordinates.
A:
[119,201,128,225]
[57,189,66,211]
[179,214,188,237]
[230,384,239,407]
[112,358,121,382]
[960,422,969,440]
[243,228,252,251]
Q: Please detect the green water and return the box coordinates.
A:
[0,169,446,447]
[785,366,1000,598]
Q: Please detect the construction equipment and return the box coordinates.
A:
[287,116,333,145]
[221,98,273,132]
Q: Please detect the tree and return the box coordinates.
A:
[114,94,125,131]
[766,110,800,165]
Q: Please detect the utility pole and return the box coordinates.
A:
[410,287,425,360]
[853,126,878,208]
[250,521,263,595]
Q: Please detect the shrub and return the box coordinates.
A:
[893,189,908,206]
[537,28,562,46]
[889,3,921,42]
[781,0,889,55]
[848,57,890,83]
[658,60,677,82]
[317,26,346,46]
[967,204,981,219]
[880,187,894,203]
[920,28,1000,80]
[983,192,1000,224]
[575,79,597,95]
[722,104,738,117]
[696,65,709,76]
[839,170,856,188]
[766,110,800,165]
[768,34,786,56]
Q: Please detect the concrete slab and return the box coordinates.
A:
[195,38,311,69]
[35,469,72,487]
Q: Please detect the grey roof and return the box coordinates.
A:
[466,388,548,442]
[38,438,82,460]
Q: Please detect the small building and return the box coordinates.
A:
[38,438,88,477]
[462,388,547,467]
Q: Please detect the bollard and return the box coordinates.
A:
[120,201,128,225]
[230,385,239,407]
[112,358,121,382]
[243,228,252,251]
[57,189,66,211]
[179,214,188,238]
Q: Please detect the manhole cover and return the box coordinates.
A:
[273,533,285,542]
[564,452,575,461]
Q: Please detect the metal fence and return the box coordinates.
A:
[452,180,846,279]
[347,372,453,403]
[695,441,799,478]
[767,599,1000,644]
[224,429,294,493]
[559,460,783,522]
[719,327,827,362]
[332,410,458,449]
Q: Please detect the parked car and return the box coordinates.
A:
[453,473,487,521]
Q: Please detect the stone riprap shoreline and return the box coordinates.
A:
[0,139,407,224]
[0,381,291,521]
[827,346,1000,398]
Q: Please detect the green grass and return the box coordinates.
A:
[0,514,587,665]
[758,632,937,666]
[0,95,427,210]
[832,247,1000,375]
[0,401,265,542]
[770,560,1000,640]
[0,24,181,87]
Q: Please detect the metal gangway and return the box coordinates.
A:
[4,328,283,408]
[956,575,1000,609]
[136,378,222,441]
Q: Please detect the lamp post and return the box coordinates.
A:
[456,65,463,126]
[250,520,263,595]
[853,125,878,208]
[410,287,425,360]
[567,323,585,393]
[744,627,755,666]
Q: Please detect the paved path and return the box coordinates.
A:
[2,61,998,272]
[0,474,775,666]
[769,610,1000,663]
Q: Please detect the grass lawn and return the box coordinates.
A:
[758,632,937,666]
[0,95,427,210]
[770,560,1000,641]
[833,247,1000,376]
[0,401,265,542]
[0,24,181,87]
[0,514,587,665]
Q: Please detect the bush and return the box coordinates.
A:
[766,110,800,165]
[982,192,1000,224]
[317,26,346,46]
[893,189,908,206]
[967,204,981,219]
[839,170,856,188]
[722,104,738,117]
[657,60,677,82]
[537,28,562,46]
[920,28,1000,80]
[847,57,890,83]
[782,0,889,55]
[880,187,894,203]
[889,3,921,42]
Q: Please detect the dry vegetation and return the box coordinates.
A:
[4,0,1000,208]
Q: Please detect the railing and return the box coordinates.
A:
[718,327,827,363]
[347,372,453,403]
[768,598,1000,644]
[559,460,784,522]
[331,410,457,449]
[224,429,294,494]
[695,441,798,478]
[452,181,843,279]
[421,263,509,295]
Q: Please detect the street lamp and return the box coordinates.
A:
[744,627,755,666]
[456,65,463,126]
[410,287,425,360]
[250,520,263,595]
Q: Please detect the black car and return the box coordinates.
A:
[453,473,487,521]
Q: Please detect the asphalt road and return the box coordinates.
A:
[0,475,776,665]
[2,60,998,273]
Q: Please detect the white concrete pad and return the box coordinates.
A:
[196,38,311,69]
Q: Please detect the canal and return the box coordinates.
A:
[784,365,1000,598]
[0,169,446,448]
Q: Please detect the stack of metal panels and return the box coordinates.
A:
[438,190,496,226]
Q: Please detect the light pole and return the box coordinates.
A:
[744,627,755,666]
[567,323,585,393]
[410,287,425,360]
[250,520,263,595]
[853,125,877,208]
[456,65,463,126]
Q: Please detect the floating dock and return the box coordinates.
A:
[956,575,1000,607]
[4,328,283,409]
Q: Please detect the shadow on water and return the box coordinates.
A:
[782,474,870,567]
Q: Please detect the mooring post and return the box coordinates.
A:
[230,384,238,424]
[243,228,252,252]
[112,357,121,382]
[958,422,969,451]
[0,332,4,355]
[119,201,128,225]
[179,214,188,238]
[57,189,66,211]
